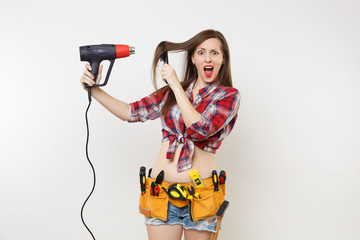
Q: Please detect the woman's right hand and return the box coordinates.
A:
[80,64,103,90]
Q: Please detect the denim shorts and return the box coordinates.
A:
[144,201,218,233]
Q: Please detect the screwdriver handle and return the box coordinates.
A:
[140,166,146,192]
[212,170,219,191]
[219,170,226,185]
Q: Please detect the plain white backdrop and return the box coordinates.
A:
[1,0,359,239]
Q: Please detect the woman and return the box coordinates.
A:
[80,29,240,240]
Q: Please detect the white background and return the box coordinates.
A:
[1,0,359,239]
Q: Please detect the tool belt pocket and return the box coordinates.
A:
[192,186,224,222]
[148,194,169,221]
[139,192,169,221]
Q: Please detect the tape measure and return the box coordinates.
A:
[163,184,188,201]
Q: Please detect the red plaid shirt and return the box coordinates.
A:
[129,79,240,172]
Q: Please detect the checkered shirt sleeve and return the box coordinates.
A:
[185,89,240,140]
[128,89,167,123]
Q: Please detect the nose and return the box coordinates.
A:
[205,53,211,63]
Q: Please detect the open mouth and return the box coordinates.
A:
[204,65,214,77]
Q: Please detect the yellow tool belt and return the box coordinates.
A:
[139,177,226,222]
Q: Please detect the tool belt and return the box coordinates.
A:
[138,175,226,222]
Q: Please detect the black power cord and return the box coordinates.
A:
[80,87,97,240]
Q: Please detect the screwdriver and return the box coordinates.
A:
[139,166,146,194]
[212,170,219,191]
[219,170,226,185]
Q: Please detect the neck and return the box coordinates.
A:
[194,78,208,90]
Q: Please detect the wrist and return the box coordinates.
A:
[90,87,102,97]
[170,81,183,94]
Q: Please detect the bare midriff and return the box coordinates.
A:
[150,140,216,183]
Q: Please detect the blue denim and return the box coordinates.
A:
[144,201,218,233]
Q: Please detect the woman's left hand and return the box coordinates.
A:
[161,64,181,90]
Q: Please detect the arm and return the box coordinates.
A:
[160,64,201,127]
[128,89,166,122]
[185,90,240,140]
[91,88,131,121]
[171,87,202,127]
[80,64,131,121]
[160,64,240,134]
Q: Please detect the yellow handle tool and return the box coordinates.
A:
[163,184,188,201]
[188,169,205,188]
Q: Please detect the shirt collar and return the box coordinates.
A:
[186,79,220,98]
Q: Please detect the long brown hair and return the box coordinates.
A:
[152,29,232,115]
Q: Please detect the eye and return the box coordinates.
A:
[212,51,219,55]
[198,50,204,55]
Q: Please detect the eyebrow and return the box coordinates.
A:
[197,47,220,51]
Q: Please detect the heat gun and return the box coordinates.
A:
[79,44,135,88]
[79,43,135,240]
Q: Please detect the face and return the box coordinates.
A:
[192,38,224,87]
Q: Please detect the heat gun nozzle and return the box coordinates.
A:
[129,46,135,55]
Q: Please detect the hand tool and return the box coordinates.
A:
[163,184,187,201]
[187,185,200,199]
[160,50,169,84]
[211,201,230,240]
[187,186,201,222]
[161,51,169,64]
[139,166,146,194]
[155,170,164,185]
[187,186,196,222]
[188,169,205,188]
[149,170,164,197]
[150,182,160,196]
[148,168,152,178]
[215,200,229,219]
[212,170,219,191]
[219,170,226,185]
